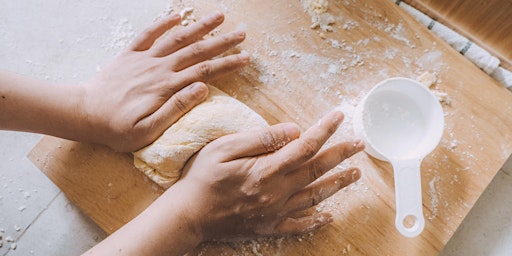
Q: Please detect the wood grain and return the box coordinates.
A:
[403,0,512,70]
[28,138,164,234]
[28,0,512,255]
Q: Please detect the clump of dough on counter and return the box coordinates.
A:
[417,71,452,105]
[417,71,438,88]
[301,0,335,32]
[133,85,269,188]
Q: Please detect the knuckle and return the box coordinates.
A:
[309,189,321,206]
[172,93,189,114]
[195,62,212,78]
[308,161,324,181]
[300,138,318,160]
[258,130,278,152]
[190,43,206,57]
[172,33,187,45]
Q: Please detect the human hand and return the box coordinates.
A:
[79,12,248,152]
[176,111,364,241]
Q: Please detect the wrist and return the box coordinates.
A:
[88,182,204,256]
[158,182,205,245]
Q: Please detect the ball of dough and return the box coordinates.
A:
[133,85,269,188]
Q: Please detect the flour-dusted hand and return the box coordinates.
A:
[82,12,249,151]
[177,110,364,241]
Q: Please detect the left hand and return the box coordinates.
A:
[80,12,248,152]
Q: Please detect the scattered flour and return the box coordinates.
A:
[428,176,440,220]
[179,7,196,26]
[103,18,135,51]
[342,20,359,30]
[300,0,336,31]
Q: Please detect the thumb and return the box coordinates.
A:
[141,82,208,139]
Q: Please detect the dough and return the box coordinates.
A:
[301,0,335,31]
[133,85,269,188]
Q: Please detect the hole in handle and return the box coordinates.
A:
[403,214,419,230]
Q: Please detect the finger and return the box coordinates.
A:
[286,140,364,190]
[136,82,209,148]
[129,13,182,51]
[284,168,361,213]
[272,212,333,236]
[151,12,225,57]
[212,122,301,160]
[175,52,250,85]
[169,30,246,71]
[269,111,345,175]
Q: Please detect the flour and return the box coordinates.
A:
[250,240,264,256]
[428,176,440,220]
[389,23,416,49]
[103,18,135,51]
[179,7,196,26]
[300,0,335,31]
[158,3,174,18]
[342,20,359,30]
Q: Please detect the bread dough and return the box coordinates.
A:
[133,85,269,188]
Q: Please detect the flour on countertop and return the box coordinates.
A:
[300,0,335,32]
[417,71,452,105]
[179,7,196,26]
[428,176,440,220]
[103,18,136,51]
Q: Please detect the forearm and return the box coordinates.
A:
[84,183,203,256]
[0,70,87,140]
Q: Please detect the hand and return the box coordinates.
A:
[80,12,249,152]
[177,111,364,241]
[85,111,364,255]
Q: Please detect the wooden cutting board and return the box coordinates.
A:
[28,0,512,255]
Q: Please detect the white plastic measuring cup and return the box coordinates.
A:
[353,77,444,237]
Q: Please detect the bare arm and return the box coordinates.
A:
[0,71,87,139]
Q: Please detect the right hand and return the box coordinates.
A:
[176,110,365,241]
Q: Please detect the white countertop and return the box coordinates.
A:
[1,1,512,255]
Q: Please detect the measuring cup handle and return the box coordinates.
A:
[391,159,425,238]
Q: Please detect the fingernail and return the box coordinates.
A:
[284,123,300,139]
[210,11,224,22]
[351,169,361,181]
[234,30,246,39]
[353,139,365,151]
[324,214,334,224]
[331,111,344,124]
[316,213,333,224]
[190,83,208,100]
[239,51,250,63]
